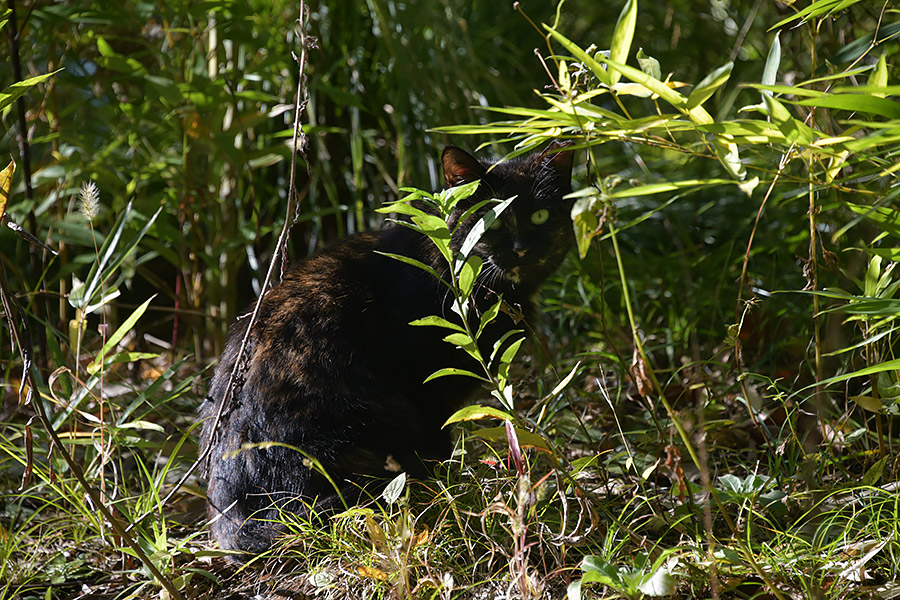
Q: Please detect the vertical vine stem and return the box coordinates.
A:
[589,143,789,600]
[126,0,317,532]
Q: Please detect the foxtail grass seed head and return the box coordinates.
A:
[79,180,100,221]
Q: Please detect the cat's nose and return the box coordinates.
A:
[513,239,527,258]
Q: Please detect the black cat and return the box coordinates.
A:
[200,141,575,555]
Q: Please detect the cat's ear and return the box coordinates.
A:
[442,147,487,187]
[538,140,575,179]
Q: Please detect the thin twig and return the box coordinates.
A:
[126,0,316,532]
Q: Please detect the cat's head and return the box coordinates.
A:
[441,141,575,295]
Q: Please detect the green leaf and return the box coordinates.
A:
[846,203,900,239]
[69,202,163,312]
[686,62,733,109]
[581,556,623,585]
[424,367,488,384]
[496,336,525,388]
[791,94,900,119]
[453,198,496,235]
[439,180,480,213]
[636,48,661,80]
[713,139,747,180]
[375,251,444,283]
[760,33,781,100]
[864,255,881,298]
[609,0,638,86]
[803,358,900,391]
[868,53,888,98]
[544,26,610,86]
[0,68,64,113]
[852,395,883,413]
[606,178,735,199]
[592,54,691,111]
[376,200,429,218]
[443,332,480,360]
[470,426,551,450]
[477,299,502,337]
[443,332,473,347]
[547,362,581,398]
[638,568,677,597]
[571,194,601,259]
[861,456,888,486]
[763,94,800,142]
[458,255,482,300]
[409,315,466,333]
[87,296,155,375]
[443,404,513,427]
[459,196,515,260]
[490,329,524,363]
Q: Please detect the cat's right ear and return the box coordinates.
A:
[442,147,486,187]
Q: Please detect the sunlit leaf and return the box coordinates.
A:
[0,68,63,113]
[0,160,14,220]
[382,472,406,505]
[443,404,513,427]
[409,315,466,333]
[544,26,610,86]
[760,32,781,99]
[791,94,900,119]
[470,426,551,450]
[868,53,888,97]
[459,196,515,260]
[636,48,661,80]
[609,0,638,86]
[686,62,733,109]
[458,255,482,300]
[423,367,488,383]
[87,296,155,375]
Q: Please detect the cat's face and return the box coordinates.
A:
[442,141,575,294]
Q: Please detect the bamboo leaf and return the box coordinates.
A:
[609,0,638,86]
[760,33,781,99]
[544,26,610,86]
[803,358,900,391]
[686,62,733,109]
[868,53,888,98]
[791,94,900,119]
[86,296,155,375]
[636,48,661,80]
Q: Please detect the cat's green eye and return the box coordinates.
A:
[530,209,550,225]
[489,218,502,230]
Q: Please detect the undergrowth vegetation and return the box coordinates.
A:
[2,0,900,598]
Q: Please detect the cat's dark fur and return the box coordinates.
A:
[199,141,574,555]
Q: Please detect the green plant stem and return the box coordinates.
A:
[600,165,789,600]
[0,264,185,600]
